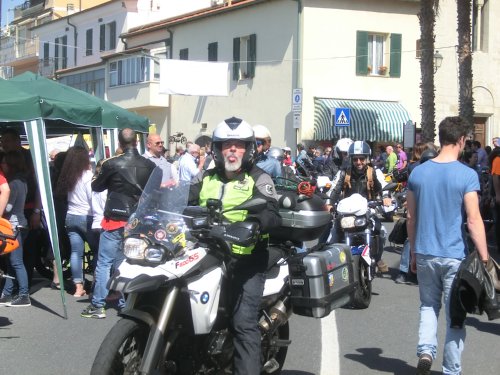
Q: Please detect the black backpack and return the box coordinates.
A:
[389,217,407,245]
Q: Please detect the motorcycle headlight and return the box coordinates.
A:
[123,238,148,260]
[340,216,356,229]
[144,247,165,264]
[354,217,367,228]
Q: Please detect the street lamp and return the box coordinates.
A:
[433,50,443,73]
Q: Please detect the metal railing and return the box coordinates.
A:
[0,36,39,64]
[38,57,68,77]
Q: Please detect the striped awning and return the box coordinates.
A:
[313,98,412,142]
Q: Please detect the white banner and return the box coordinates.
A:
[159,59,229,96]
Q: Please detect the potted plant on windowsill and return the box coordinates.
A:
[378,66,388,75]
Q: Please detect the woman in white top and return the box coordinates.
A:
[55,147,99,297]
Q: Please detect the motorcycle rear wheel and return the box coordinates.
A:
[261,321,290,374]
[350,255,372,309]
[91,318,148,375]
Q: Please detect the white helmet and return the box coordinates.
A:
[212,117,256,172]
[334,138,353,157]
[252,124,272,139]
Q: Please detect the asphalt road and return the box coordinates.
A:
[1,222,499,375]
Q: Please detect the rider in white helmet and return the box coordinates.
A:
[189,117,281,375]
[329,140,391,272]
[252,124,282,179]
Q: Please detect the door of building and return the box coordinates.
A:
[473,117,487,148]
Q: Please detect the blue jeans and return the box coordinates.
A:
[399,239,410,273]
[91,228,125,308]
[66,214,99,284]
[3,231,29,297]
[416,254,465,375]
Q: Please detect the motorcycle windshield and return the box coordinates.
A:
[126,167,192,248]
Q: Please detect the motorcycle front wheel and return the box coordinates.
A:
[91,318,149,375]
[350,255,372,309]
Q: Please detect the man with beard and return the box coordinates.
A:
[330,141,391,272]
[188,117,282,375]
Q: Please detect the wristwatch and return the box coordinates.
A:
[33,208,41,214]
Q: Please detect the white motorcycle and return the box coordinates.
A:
[334,189,393,309]
[91,168,355,375]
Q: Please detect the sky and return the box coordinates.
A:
[1,0,25,28]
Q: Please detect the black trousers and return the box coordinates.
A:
[230,256,267,375]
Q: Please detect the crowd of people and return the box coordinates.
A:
[0,119,499,375]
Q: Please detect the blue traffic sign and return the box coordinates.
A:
[335,107,350,127]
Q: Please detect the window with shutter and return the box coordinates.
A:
[86,29,93,56]
[356,30,401,78]
[233,34,256,80]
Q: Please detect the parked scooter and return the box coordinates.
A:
[91,168,355,375]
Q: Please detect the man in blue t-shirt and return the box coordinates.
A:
[407,116,489,375]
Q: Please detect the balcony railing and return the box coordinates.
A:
[0,36,39,64]
[38,57,68,78]
[13,1,45,20]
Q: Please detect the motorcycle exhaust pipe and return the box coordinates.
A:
[259,297,290,332]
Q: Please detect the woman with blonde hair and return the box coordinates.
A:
[55,146,99,297]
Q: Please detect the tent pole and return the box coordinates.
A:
[25,119,68,319]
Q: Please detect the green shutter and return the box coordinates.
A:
[86,29,93,55]
[390,33,402,78]
[208,42,218,61]
[62,35,67,69]
[356,31,368,76]
[100,24,105,51]
[109,21,116,50]
[179,48,188,60]
[248,34,257,78]
[54,37,59,70]
[233,37,240,80]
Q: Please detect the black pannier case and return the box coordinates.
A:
[288,244,355,318]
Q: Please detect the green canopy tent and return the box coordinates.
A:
[10,71,150,160]
[1,75,150,318]
[0,78,104,318]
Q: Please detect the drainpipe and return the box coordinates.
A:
[120,35,128,50]
[166,27,174,141]
[67,16,77,66]
[292,0,303,150]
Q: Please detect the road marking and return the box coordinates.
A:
[320,310,340,374]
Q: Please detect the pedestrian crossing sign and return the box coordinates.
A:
[334,107,351,127]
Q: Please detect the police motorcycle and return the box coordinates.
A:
[91,167,356,375]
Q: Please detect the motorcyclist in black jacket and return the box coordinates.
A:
[82,128,156,319]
